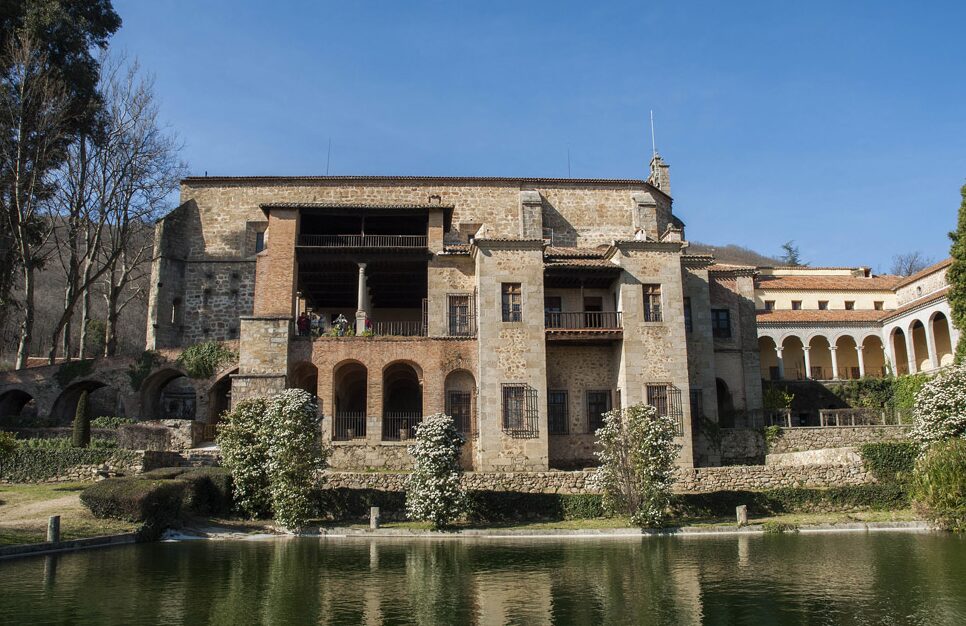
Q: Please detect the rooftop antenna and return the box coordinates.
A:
[325,138,332,176]
[650,110,657,159]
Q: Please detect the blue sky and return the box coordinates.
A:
[113,1,966,271]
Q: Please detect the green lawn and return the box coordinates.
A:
[0,482,138,546]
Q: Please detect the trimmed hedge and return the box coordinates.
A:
[179,467,233,516]
[0,448,139,482]
[859,442,918,483]
[81,478,187,540]
[467,491,604,523]
[674,484,909,519]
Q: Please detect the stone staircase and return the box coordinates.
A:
[182,446,222,467]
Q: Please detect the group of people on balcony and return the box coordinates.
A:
[297,312,355,337]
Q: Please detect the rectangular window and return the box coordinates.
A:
[447,294,472,336]
[544,296,562,328]
[874,300,884,311]
[643,285,662,322]
[711,308,732,339]
[791,300,802,310]
[764,300,775,311]
[587,390,611,432]
[501,283,522,322]
[501,383,538,437]
[647,383,684,435]
[584,296,603,327]
[446,390,472,434]
[818,300,828,310]
[548,390,568,435]
[683,297,693,332]
[844,300,855,310]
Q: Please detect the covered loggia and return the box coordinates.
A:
[382,361,422,441]
[930,312,955,367]
[860,335,888,377]
[758,336,779,380]
[891,328,910,375]
[910,320,931,372]
[333,360,367,440]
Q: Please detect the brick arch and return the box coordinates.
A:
[382,359,423,382]
[140,367,196,420]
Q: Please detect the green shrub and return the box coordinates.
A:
[18,436,116,450]
[673,484,909,518]
[0,448,138,482]
[55,359,95,388]
[72,390,91,448]
[179,467,233,516]
[894,373,930,411]
[0,431,17,459]
[467,491,605,523]
[405,413,466,529]
[140,466,192,480]
[81,478,187,540]
[762,521,799,534]
[90,416,136,429]
[314,488,407,521]
[762,385,794,409]
[911,439,966,531]
[177,342,237,379]
[860,442,918,483]
[832,377,895,409]
[127,350,162,391]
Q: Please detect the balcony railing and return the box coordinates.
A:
[545,311,622,330]
[372,321,426,337]
[382,413,423,441]
[299,234,427,248]
[333,412,367,441]
[819,408,906,427]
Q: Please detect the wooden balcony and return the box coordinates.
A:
[545,311,623,342]
[298,234,427,248]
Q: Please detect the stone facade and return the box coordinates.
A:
[720,425,910,463]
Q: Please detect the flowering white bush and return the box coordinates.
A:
[217,389,329,530]
[593,403,681,528]
[910,365,966,449]
[405,413,467,529]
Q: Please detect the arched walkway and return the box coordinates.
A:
[891,328,909,375]
[861,335,888,378]
[141,368,197,421]
[910,320,931,372]
[207,369,237,424]
[291,362,319,399]
[931,312,954,367]
[382,361,422,441]
[333,361,367,440]
[834,336,860,380]
[0,389,37,424]
[781,336,806,380]
[807,336,833,381]
[444,369,476,434]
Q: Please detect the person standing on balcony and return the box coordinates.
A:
[297,312,310,337]
[310,313,320,337]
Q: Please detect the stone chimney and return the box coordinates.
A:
[648,153,671,197]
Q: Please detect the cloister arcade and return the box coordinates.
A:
[759,311,956,381]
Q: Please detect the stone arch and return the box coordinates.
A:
[909,319,931,372]
[141,367,197,421]
[834,335,860,380]
[781,335,806,380]
[382,361,422,441]
[860,335,887,378]
[206,368,237,424]
[807,335,833,380]
[444,369,476,434]
[290,361,319,399]
[758,336,778,380]
[930,311,954,366]
[50,379,112,425]
[890,327,910,375]
[333,360,367,440]
[0,388,37,423]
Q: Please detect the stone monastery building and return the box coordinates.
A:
[146,156,764,471]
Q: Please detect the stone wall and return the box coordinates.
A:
[720,425,910,463]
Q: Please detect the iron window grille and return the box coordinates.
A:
[646,383,684,436]
[548,390,569,435]
[447,293,474,336]
[501,283,522,322]
[587,390,612,432]
[446,390,473,435]
[643,285,662,322]
[711,308,732,339]
[501,383,538,438]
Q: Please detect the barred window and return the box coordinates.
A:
[587,390,611,432]
[448,294,472,336]
[502,383,538,437]
[683,297,692,332]
[646,383,684,436]
[643,285,662,322]
[446,390,472,434]
[548,390,568,435]
[501,283,522,322]
[711,308,731,339]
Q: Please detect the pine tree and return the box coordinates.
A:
[72,390,90,448]
[949,183,966,363]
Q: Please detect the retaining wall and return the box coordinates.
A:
[720,425,909,463]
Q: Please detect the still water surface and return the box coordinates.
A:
[1,531,965,625]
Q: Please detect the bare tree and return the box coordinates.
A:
[0,35,72,369]
[890,251,934,277]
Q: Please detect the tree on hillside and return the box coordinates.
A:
[948,183,966,362]
[890,251,934,277]
[0,0,121,354]
[780,240,806,266]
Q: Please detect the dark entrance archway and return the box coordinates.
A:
[333,361,367,440]
[0,389,37,424]
[382,361,422,441]
[716,378,735,428]
[141,368,196,420]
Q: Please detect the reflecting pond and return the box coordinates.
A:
[1,531,965,625]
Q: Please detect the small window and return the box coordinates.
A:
[548,390,568,435]
[643,285,662,322]
[255,230,266,253]
[711,309,731,339]
[764,300,775,311]
[791,301,802,310]
[683,297,693,332]
[818,300,828,310]
[501,283,522,322]
[587,390,611,432]
[501,383,538,437]
[448,294,472,336]
[170,298,182,326]
[446,390,472,434]
[874,301,884,311]
[844,301,855,310]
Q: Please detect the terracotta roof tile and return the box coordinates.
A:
[756,309,887,324]
[755,275,902,291]
[544,258,618,269]
[545,246,608,259]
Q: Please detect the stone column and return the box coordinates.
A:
[830,346,839,380]
[356,263,368,334]
[904,331,917,374]
[925,321,940,371]
[775,347,785,380]
[856,345,866,378]
[802,347,812,380]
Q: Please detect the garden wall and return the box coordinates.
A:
[720,425,909,463]
[0,449,188,483]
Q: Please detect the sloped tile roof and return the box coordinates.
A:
[756,309,887,324]
[755,275,903,291]
[895,258,953,288]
